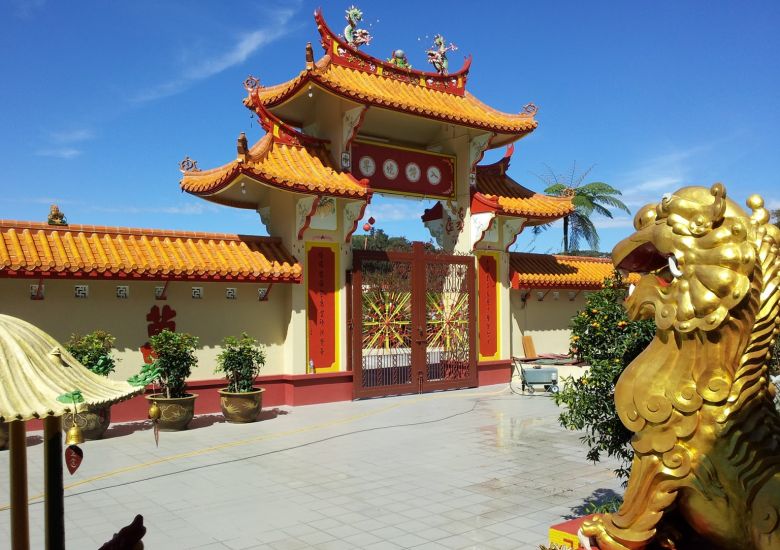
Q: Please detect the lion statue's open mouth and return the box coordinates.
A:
[611,183,757,333]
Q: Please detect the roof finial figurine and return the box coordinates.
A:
[236,132,248,157]
[426,34,457,75]
[344,6,372,48]
[47,204,67,226]
[388,49,412,69]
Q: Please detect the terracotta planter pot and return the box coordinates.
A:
[62,404,112,440]
[0,422,7,451]
[219,388,265,423]
[145,394,198,431]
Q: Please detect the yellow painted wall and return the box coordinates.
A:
[0,278,292,381]
[510,289,589,357]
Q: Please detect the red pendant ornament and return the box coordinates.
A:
[65,445,83,475]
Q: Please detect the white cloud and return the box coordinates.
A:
[11,0,45,18]
[365,199,432,222]
[35,148,82,159]
[132,5,298,103]
[593,216,633,229]
[92,203,218,215]
[50,129,94,143]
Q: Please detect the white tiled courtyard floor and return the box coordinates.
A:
[0,385,623,549]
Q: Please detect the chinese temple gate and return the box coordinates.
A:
[179,6,574,398]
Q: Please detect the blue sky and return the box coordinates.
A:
[1,0,778,254]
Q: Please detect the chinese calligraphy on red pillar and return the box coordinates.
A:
[307,245,337,371]
[478,254,498,359]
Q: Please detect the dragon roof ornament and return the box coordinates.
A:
[314,8,471,96]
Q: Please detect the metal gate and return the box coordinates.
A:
[351,242,476,399]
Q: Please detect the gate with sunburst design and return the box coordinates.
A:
[351,242,476,398]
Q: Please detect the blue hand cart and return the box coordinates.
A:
[510,357,560,394]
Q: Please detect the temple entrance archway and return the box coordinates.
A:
[350,242,476,398]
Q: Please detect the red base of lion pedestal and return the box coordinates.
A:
[549,515,596,549]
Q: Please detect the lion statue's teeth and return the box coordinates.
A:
[668,256,683,278]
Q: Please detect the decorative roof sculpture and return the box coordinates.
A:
[0,314,141,422]
[344,5,372,48]
[243,9,537,143]
[426,34,457,75]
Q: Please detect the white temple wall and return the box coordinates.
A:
[509,289,588,357]
[0,278,291,382]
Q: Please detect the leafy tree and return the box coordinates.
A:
[215,333,266,393]
[536,164,630,253]
[772,209,780,229]
[352,228,413,251]
[129,330,198,398]
[65,330,116,376]
[554,273,655,481]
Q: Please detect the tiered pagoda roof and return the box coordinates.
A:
[510,252,639,290]
[0,221,301,283]
[472,146,574,223]
[245,9,537,144]
[180,105,368,206]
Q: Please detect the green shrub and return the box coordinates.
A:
[65,330,116,377]
[553,273,654,482]
[215,333,266,393]
[129,330,198,398]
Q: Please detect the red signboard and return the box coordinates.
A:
[351,140,455,199]
[478,254,498,359]
[307,245,337,371]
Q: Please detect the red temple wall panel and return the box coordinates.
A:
[306,243,339,372]
[477,252,500,361]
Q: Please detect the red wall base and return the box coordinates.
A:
[109,371,355,423]
[26,363,511,429]
[477,360,512,387]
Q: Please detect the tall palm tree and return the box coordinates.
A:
[537,164,630,253]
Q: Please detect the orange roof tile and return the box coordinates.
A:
[245,11,537,138]
[474,150,574,222]
[180,113,368,204]
[0,221,301,283]
[510,252,640,290]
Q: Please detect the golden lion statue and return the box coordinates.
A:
[579,184,780,549]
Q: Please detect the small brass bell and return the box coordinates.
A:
[65,424,84,446]
[148,402,161,421]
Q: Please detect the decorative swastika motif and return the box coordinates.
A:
[74,285,89,299]
[116,286,129,299]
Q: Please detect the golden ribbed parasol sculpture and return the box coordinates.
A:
[0,314,142,550]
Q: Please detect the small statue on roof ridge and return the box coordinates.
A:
[388,49,412,69]
[47,204,67,226]
[344,6,372,48]
[426,34,457,75]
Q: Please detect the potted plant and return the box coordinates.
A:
[215,333,266,423]
[63,330,117,439]
[129,329,199,431]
